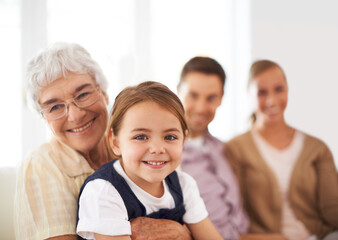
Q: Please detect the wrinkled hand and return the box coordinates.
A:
[131,217,192,240]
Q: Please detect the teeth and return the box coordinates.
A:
[71,120,93,132]
[145,161,165,166]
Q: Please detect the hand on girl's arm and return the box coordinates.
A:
[187,217,223,240]
[130,217,193,240]
[78,217,192,240]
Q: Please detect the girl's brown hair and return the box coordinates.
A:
[248,60,287,123]
[106,81,188,158]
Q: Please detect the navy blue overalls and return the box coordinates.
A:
[77,159,186,240]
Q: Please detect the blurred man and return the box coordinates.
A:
[178,56,248,239]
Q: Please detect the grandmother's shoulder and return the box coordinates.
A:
[21,138,64,168]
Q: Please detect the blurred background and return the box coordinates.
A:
[1,0,338,168]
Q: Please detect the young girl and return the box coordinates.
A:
[77,81,223,240]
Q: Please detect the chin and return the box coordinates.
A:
[190,125,206,135]
[72,140,98,154]
[145,174,167,183]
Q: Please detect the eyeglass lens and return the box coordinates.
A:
[42,87,100,120]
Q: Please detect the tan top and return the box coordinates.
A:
[251,130,311,240]
[14,138,94,240]
[225,131,338,238]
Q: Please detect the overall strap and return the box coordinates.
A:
[146,171,186,224]
[77,163,186,240]
[77,160,146,240]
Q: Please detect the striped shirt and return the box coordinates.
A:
[14,138,94,240]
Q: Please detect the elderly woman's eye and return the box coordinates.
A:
[76,92,90,100]
[50,104,65,112]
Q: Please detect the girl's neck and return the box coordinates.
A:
[142,181,164,198]
[82,137,110,170]
[121,162,165,198]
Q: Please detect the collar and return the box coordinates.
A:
[49,138,94,177]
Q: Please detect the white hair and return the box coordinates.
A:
[26,42,109,112]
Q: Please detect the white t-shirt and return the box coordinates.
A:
[77,160,208,239]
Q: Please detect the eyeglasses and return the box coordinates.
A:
[40,86,101,121]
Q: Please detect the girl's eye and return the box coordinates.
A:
[134,135,148,140]
[165,135,177,141]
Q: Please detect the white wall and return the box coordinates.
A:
[10,0,338,168]
[16,0,244,164]
[20,0,48,162]
[250,0,338,167]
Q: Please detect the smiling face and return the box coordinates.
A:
[250,67,288,125]
[178,72,223,138]
[110,101,184,193]
[39,72,108,155]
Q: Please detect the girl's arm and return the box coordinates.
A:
[187,217,223,240]
[94,233,131,240]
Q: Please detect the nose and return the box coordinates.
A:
[266,93,277,106]
[149,141,166,154]
[194,99,208,114]
[67,103,86,122]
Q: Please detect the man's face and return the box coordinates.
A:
[178,72,223,138]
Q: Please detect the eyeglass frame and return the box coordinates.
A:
[40,86,102,121]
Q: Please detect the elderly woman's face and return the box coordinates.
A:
[39,73,108,154]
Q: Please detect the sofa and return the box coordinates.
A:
[0,167,16,240]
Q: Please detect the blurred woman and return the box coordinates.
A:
[225,59,338,240]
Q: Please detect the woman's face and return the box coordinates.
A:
[250,67,288,125]
[39,73,108,155]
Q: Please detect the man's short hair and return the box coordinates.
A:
[178,56,226,90]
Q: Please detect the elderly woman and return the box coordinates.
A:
[14,42,191,240]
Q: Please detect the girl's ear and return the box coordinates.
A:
[108,129,121,156]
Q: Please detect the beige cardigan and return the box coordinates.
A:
[225,131,338,238]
